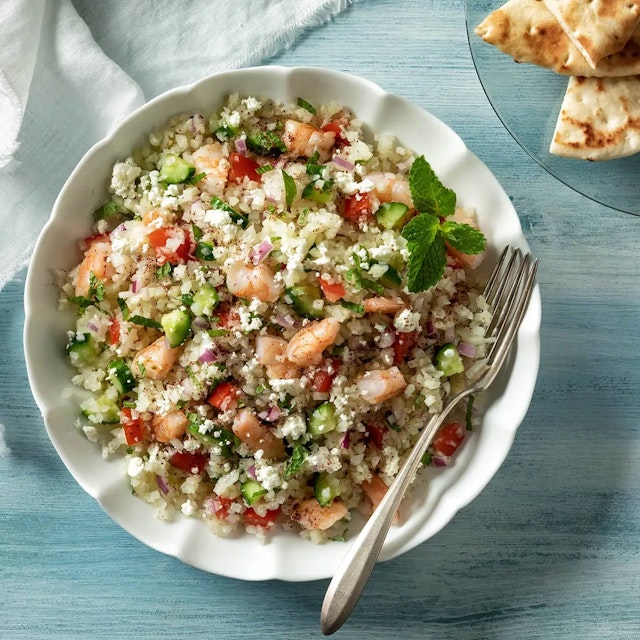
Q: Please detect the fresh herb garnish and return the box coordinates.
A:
[298,208,309,226]
[68,272,105,311]
[401,155,486,293]
[284,441,308,479]
[297,97,316,114]
[282,170,297,209]
[207,328,230,338]
[117,297,130,320]
[194,241,215,261]
[210,196,248,229]
[128,315,162,330]
[256,164,273,175]
[214,125,236,141]
[185,171,206,185]
[340,300,364,315]
[191,224,203,241]
[156,263,173,279]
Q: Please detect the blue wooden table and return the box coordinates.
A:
[3,1,640,638]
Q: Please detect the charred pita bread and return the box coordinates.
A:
[550,75,640,160]
[475,0,640,77]
[543,0,640,68]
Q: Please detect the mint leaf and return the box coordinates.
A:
[409,155,456,218]
[284,441,308,479]
[401,214,446,292]
[282,170,296,209]
[440,221,486,255]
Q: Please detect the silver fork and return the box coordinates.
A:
[320,245,539,635]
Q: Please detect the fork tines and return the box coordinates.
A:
[483,245,538,364]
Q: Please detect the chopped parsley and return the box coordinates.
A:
[284,441,308,479]
[282,170,297,209]
[128,315,162,330]
[256,164,273,174]
[296,97,316,114]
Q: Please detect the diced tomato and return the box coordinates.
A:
[228,152,261,183]
[318,277,346,303]
[341,192,374,224]
[243,506,280,528]
[432,422,465,457]
[321,120,347,144]
[108,317,120,345]
[148,226,191,265]
[83,232,110,249]
[214,303,238,329]
[213,496,234,520]
[366,423,386,449]
[311,357,341,393]
[207,381,242,411]
[120,407,144,445]
[169,450,209,474]
[393,331,418,366]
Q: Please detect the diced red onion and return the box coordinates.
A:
[247,465,257,480]
[340,432,350,449]
[192,317,209,330]
[274,314,299,329]
[203,496,219,516]
[156,475,170,495]
[432,454,450,468]
[444,326,455,342]
[250,240,273,265]
[333,156,355,171]
[235,137,247,156]
[265,196,277,204]
[457,341,476,358]
[87,322,99,332]
[426,320,436,336]
[114,223,127,233]
[199,349,217,363]
[131,278,139,294]
[265,405,281,422]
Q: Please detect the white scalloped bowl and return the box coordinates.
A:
[24,66,541,581]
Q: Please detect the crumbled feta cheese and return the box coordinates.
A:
[281,414,307,440]
[394,309,421,333]
[127,457,145,478]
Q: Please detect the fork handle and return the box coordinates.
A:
[320,391,470,635]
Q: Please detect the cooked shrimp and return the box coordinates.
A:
[151,409,188,443]
[290,498,348,531]
[356,366,407,404]
[232,409,286,460]
[255,335,300,380]
[191,142,229,197]
[361,475,399,524]
[286,318,341,367]
[367,172,413,208]
[75,241,114,297]
[226,261,282,303]
[132,337,181,380]
[363,296,406,314]
[446,207,486,270]
[282,119,336,162]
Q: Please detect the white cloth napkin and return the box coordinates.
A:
[0,0,354,291]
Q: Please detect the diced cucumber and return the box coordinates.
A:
[314,472,339,507]
[108,358,135,394]
[187,422,234,457]
[161,308,191,347]
[158,154,195,184]
[81,393,120,424]
[435,343,464,377]
[302,182,333,204]
[378,265,403,288]
[191,284,220,317]
[210,196,248,229]
[375,201,409,229]
[286,285,323,319]
[66,333,101,366]
[308,402,337,437]
[241,480,267,506]
[246,131,286,157]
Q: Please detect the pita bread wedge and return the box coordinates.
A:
[550,75,640,160]
[475,0,640,77]
[543,0,640,68]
